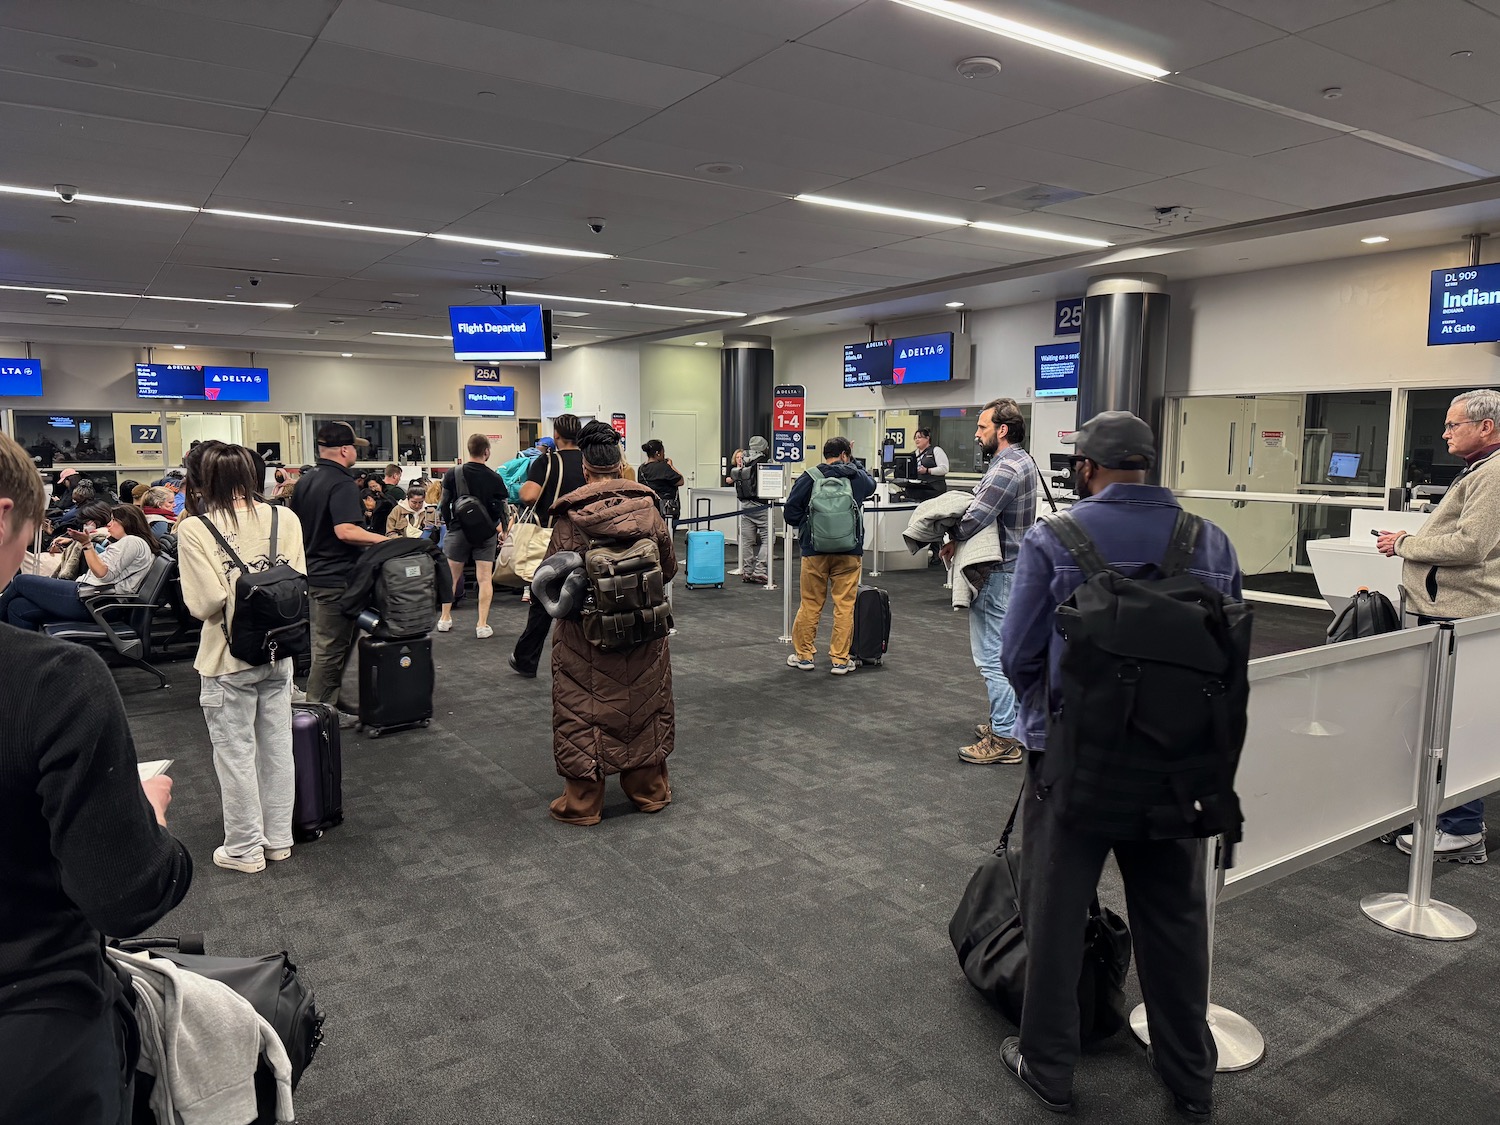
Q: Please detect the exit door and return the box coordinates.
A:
[649,411,698,487]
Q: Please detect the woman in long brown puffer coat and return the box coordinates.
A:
[545,420,677,826]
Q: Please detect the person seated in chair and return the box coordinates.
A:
[0,504,161,630]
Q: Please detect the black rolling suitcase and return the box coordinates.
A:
[850,584,891,666]
[357,635,434,737]
[291,702,342,841]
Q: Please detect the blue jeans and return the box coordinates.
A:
[1441,799,1484,836]
[970,569,1018,739]
[0,574,90,630]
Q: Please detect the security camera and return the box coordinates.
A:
[249,276,260,286]
[552,333,560,341]
[587,217,605,234]
[54,184,78,203]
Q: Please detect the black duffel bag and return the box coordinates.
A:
[115,934,324,1088]
[948,794,1132,1041]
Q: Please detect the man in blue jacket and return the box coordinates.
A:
[783,436,876,674]
[997,412,1242,1120]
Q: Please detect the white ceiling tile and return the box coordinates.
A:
[809,247,977,280]
[1181,134,1475,208]
[128,0,341,36]
[879,135,1162,196]
[1185,35,1468,131]
[1301,0,1500,104]
[1204,0,1387,34]
[0,71,262,136]
[577,136,846,196]
[992,112,1236,176]
[1384,106,1500,176]
[321,0,714,108]
[1023,0,1286,67]
[1072,82,1338,157]
[729,43,1053,135]
[482,165,777,231]
[168,217,411,276]
[801,2,1144,111]
[629,0,863,39]
[1104,178,1297,223]
[213,116,565,224]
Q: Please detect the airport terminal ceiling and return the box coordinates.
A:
[2,0,1500,360]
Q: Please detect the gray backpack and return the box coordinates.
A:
[372,554,438,639]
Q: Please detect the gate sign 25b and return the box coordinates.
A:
[772,383,805,463]
[1055,298,1083,336]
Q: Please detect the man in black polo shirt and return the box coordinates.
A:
[290,421,387,724]
[508,413,585,678]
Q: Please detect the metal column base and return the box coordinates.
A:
[1360,892,1477,941]
[1130,1002,1265,1072]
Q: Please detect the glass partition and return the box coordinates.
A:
[428,416,459,462]
[14,410,117,465]
[396,416,427,463]
[1402,387,1466,493]
[310,414,392,463]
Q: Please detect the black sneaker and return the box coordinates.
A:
[1147,1047,1212,1121]
[507,655,536,679]
[1000,1037,1073,1114]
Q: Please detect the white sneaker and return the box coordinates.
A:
[1396,828,1487,864]
[436,618,453,633]
[521,590,531,603]
[265,847,292,862]
[476,624,493,639]
[213,846,265,873]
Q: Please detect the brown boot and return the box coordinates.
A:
[958,732,1023,765]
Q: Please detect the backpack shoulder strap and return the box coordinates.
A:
[1159,509,1202,578]
[268,504,278,562]
[453,463,470,498]
[806,464,824,482]
[1040,512,1111,578]
[195,514,247,573]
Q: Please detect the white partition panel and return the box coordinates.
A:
[1442,614,1500,809]
[1225,627,1436,899]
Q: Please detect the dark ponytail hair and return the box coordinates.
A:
[578,420,623,473]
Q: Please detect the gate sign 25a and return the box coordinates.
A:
[1055,298,1084,336]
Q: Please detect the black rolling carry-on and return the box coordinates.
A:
[291,702,342,841]
[357,634,434,737]
[850,584,891,666]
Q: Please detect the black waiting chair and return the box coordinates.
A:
[43,555,177,688]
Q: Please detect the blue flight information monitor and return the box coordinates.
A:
[136,364,270,401]
[449,305,551,361]
[1034,343,1080,398]
[1429,263,1500,345]
[0,358,42,396]
[462,384,517,416]
[843,332,956,387]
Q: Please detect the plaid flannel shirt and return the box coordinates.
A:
[954,445,1037,572]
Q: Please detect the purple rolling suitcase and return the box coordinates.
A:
[291,701,343,841]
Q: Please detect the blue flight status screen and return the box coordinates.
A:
[449,305,549,361]
[0,358,42,396]
[1034,343,1080,398]
[889,332,953,385]
[462,384,516,416]
[137,364,208,400]
[1429,263,1500,345]
[843,338,893,388]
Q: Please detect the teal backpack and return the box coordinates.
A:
[806,465,860,553]
[497,455,532,502]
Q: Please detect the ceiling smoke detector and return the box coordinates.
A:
[380,300,402,310]
[695,162,742,176]
[956,56,1003,79]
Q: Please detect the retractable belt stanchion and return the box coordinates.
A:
[31,519,44,574]
[867,503,881,579]
[762,504,777,592]
[779,519,794,644]
[1130,835,1266,1071]
[1361,623,1477,941]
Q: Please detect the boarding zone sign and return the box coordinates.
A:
[772,384,805,463]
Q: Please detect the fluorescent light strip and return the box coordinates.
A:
[202,208,427,238]
[796,194,1113,247]
[426,233,611,259]
[968,220,1112,248]
[888,0,1169,79]
[509,290,745,317]
[0,283,294,309]
[793,193,967,226]
[77,193,198,213]
[0,185,73,199]
[373,331,454,340]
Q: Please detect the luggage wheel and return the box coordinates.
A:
[367,727,382,739]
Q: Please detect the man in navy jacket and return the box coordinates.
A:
[997,412,1242,1119]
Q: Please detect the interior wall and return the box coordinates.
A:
[0,339,542,418]
[1169,245,1500,396]
[639,343,721,489]
[539,343,640,439]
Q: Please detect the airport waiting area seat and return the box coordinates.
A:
[43,554,177,689]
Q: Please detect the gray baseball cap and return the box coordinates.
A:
[1063,411,1157,470]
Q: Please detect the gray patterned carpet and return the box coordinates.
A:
[115,560,1500,1124]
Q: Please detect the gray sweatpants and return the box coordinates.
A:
[200,659,296,861]
[739,506,770,579]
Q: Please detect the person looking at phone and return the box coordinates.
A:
[0,503,162,629]
[0,431,193,1124]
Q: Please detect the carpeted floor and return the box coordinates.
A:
[114,557,1499,1125]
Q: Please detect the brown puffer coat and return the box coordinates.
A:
[548,479,678,780]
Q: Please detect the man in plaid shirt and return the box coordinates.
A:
[940,398,1037,764]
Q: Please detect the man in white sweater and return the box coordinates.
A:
[1378,387,1500,864]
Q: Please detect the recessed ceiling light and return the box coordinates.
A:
[795,193,967,225]
[694,341,709,346]
[328,318,346,325]
[0,283,294,308]
[480,257,501,265]
[946,301,965,307]
[695,162,743,176]
[50,214,75,224]
[972,185,987,192]
[372,331,453,340]
[341,352,353,357]
[1361,235,1389,244]
[1322,87,1343,99]
[889,0,1169,79]
[341,200,355,206]
[172,344,186,349]
[476,90,499,98]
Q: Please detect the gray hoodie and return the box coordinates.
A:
[730,436,771,500]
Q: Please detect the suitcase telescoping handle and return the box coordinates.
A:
[115,933,206,955]
[695,496,711,521]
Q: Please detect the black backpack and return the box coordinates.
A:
[1041,510,1253,848]
[196,508,311,666]
[450,464,496,544]
[1326,588,1400,643]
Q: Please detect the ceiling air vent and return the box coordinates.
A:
[986,184,1091,210]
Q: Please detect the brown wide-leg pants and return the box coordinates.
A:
[549,763,672,826]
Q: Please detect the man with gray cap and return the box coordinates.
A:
[996,411,1243,1119]
[728,435,772,584]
